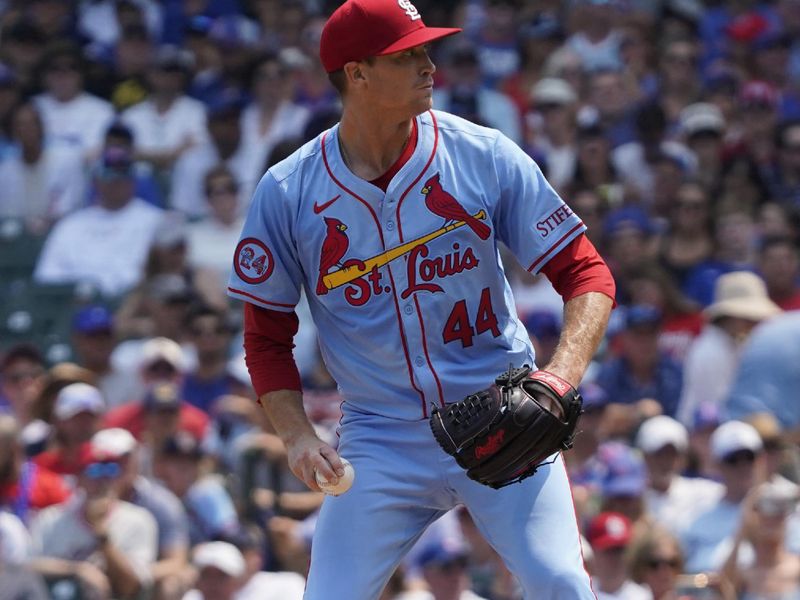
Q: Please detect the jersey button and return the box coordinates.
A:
[415,356,425,367]
[404,305,413,315]
[386,221,395,230]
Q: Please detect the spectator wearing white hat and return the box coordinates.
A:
[526,77,578,191]
[91,427,193,600]
[635,415,723,532]
[32,382,104,478]
[226,524,306,600]
[183,541,246,600]
[677,271,781,427]
[678,102,726,189]
[29,427,158,599]
[681,420,765,574]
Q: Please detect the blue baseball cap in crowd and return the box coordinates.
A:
[598,442,647,498]
[603,206,655,238]
[578,382,609,412]
[523,310,561,339]
[416,539,469,570]
[624,304,663,329]
[72,305,114,334]
[692,402,722,432]
[0,63,17,87]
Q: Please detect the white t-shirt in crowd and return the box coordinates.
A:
[187,216,246,284]
[30,495,157,583]
[34,198,164,296]
[0,511,32,566]
[645,475,725,533]
[677,324,739,427]
[171,141,253,218]
[681,498,742,574]
[34,92,115,158]
[235,571,306,600]
[596,580,653,600]
[239,100,310,186]
[0,145,87,219]
[122,95,209,213]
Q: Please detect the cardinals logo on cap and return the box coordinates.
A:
[398,0,421,20]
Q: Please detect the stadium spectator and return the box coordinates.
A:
[239,52,310,191]
[634,415,723,532]
[770,119,800,208]
[31,382,103,478]
[0,414,70,524]
[69,304,140,409]
[29,429,158,600]
[414,536,488,600]
[226,524,306,600]
[586,69,637,147]
[431,42,522,144]
[94,427,192,600]
[183,540,246,600]
[623,264,703,363]
[677,271,781,426]
[0,101,86,224]
[585,512,652,600]
[0,344,47,425]
[596,305,683,417]
[121,44,209,213]
[681,420,765,573]
[526,77,578,192]
[104,379,208,459]
[33,41,115,160]
[33,145,165,297]
[657,180,715,290]
[565,0,623,73]
[187,165,247,285]
[655,37,701,126]
[627,527,685,600]
[678,103,726,190]
[612,102,694,204]
[1,20,48,93]
[758,235,800,310]
[182,304,246,414]
[720,480,800,598]
[157,431,240,545]
[596,442,649,526]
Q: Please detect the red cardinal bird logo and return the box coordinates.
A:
[316,217,349,295]
[421,173,490,240]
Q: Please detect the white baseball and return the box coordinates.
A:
[315,458,355,496]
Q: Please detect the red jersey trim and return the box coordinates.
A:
[227,287,295,309]
[527,223,585,273]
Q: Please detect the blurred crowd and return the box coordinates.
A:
[0,0,800,599]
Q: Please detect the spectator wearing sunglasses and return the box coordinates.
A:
[29,427,157,600]
[182,304,249,414]
[681,420,765,574]
[627,527,684,600]
[720,480,800,599]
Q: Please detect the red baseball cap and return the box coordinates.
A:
[319,0,461,73]
[586,512,632,551]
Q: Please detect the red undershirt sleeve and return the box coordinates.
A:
[243,303,303,397]
[539,234,617,305]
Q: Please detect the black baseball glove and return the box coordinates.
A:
[429,365,583,489]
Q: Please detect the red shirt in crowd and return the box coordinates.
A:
[103,402,209,441]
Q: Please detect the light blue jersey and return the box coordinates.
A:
[228,109,594,600]
[227,110,585,420]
